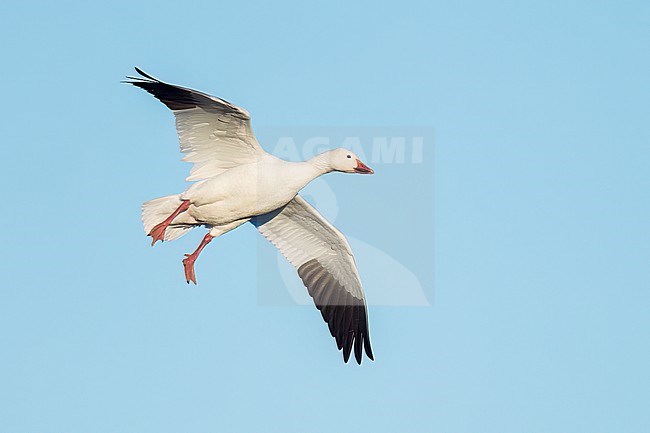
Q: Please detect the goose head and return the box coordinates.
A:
[325,148,374,174]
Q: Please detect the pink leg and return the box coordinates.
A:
[148,200,191,246]
[182,233,215,285]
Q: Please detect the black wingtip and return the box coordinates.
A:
[364,333,374,361]
[296,259,375,366]
[134,66,158,81]
[354,335,363,365]
[343,333,353,363]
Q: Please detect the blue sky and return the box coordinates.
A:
[1,1,649,432]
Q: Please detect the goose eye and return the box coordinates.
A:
[346,155,351,158]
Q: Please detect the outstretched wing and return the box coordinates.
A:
[125,67,266,181]
[251,196,374,365]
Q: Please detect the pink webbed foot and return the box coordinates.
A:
[183,254,198,285]
[181,233,214,285]
[148,222,168,246]
[147,200,190,246]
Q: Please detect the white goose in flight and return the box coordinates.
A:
[126,68,375,364]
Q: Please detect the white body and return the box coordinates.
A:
[180,154,323,227]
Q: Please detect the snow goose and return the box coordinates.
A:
[126,68,375,364]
